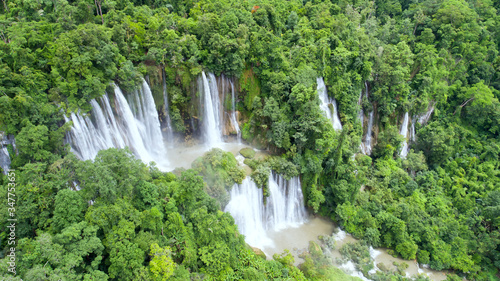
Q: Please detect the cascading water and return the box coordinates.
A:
[418,103,435,125]
[0,146,10,175]
[225,173,307,250]
[317,77,342,130]
[199,71,222,147]
[113,85,155,163]
[359,82,375,155]
[229,81,241,141]
[162,69,174,145]
[65,81,168,168]
[225,177,273,249]
[0,133,14,175]
[127,79,166,158]
[266,173,308,230]
[362,110,374,155]
[64,111,108,160]
[331,99,342,130]
[399,112,410,158]
[101,94,126,148]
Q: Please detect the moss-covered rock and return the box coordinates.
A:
[308,241,323,259]
[376,262,389,272]
[240,68,260,111]
[251,247,266,260]
[239,147,256,159]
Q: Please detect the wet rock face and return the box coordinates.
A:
[251,247,266,260]
[223,111,241,136]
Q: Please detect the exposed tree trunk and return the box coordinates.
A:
[2,0,8,13]
[94,0,103,24]
[409,65,420,80]
[453,97,474,115]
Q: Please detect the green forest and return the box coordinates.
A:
[0,0,499,279]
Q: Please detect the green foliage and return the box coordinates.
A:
[149,243,176,280]
[192,148,245,207]
[371,125,404,159]
[299,241,362,281]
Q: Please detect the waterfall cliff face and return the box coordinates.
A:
[399,112,410,158]
[199,71,223,147]
[197,72,241,145]
[162,69,174,144]
[225,173,307,249]
[0,133,15,175]
[317,77,342,130]
[65,80,167,168]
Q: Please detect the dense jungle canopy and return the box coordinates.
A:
[0,0,499,280]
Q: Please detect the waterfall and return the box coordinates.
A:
[418,103,435,125]
[225,173,307,249]
[266,173,308,230]
[399,112,410,158]
[64,111,107,160]
[0,133,14,175]
[225,177,273,249]
[317,77,342,130]
[114,85,154,163]
[128,79,166,158]
[359,82,375,155]
[362,110,374,155]
[199,71,222,147]
[229,81,241,141]
[101,94,126,149]
[162,69,174,144]
[65,81,168,168]
[0,145,10,175]
[410,115,417,143]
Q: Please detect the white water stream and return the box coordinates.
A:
[399,112,410,159]
[0,133,14,175]
[225,173,308,251]
[317,77,342,130]
[359,82,374,155]
[65,80,168,169]
[162,69,174,145]
[229,81,241,141]
[199,71,223,147]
